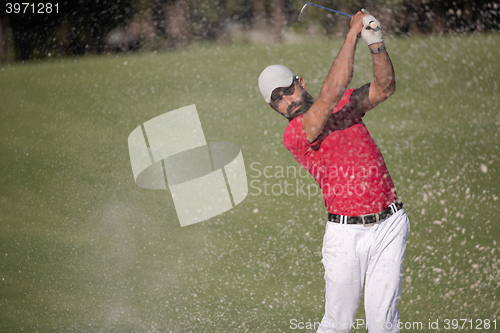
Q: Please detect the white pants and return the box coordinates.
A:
[317,209,410,333]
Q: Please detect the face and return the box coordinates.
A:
[270,77,314,120]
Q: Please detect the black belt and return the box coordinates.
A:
[328,201,403,225]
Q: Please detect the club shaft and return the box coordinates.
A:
[306,2,351,17]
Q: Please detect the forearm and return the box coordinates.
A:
[319,31,359,106]
[369,42,395,106]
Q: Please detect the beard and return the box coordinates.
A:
[283,90,315,120]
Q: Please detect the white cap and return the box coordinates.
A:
[258,65,295,103]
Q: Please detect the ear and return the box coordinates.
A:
[297,76,307,91]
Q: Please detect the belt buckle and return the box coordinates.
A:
[361,215,365,226]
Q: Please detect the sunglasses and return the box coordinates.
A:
[270,77,298,107]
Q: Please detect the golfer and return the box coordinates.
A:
[258,11,410,333]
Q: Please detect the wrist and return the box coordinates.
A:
[369,42,385,54]
[346,30,360,42]
[369,41,384,48]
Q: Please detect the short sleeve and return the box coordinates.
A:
[334,88,355,114]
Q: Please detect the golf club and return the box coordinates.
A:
[298,3,379,29]
[298,2,351,21]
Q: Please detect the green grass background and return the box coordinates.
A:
[1,34,499,332]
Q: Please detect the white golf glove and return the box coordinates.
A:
[361,15,383,45]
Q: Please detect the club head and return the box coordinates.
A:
[298,3,309,21]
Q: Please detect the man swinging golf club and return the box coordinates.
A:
[258,9,410,333]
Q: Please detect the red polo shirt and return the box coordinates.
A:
[283,89,397,216]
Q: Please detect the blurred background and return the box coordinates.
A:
[1,0,500,61]
[1,1,499,332]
